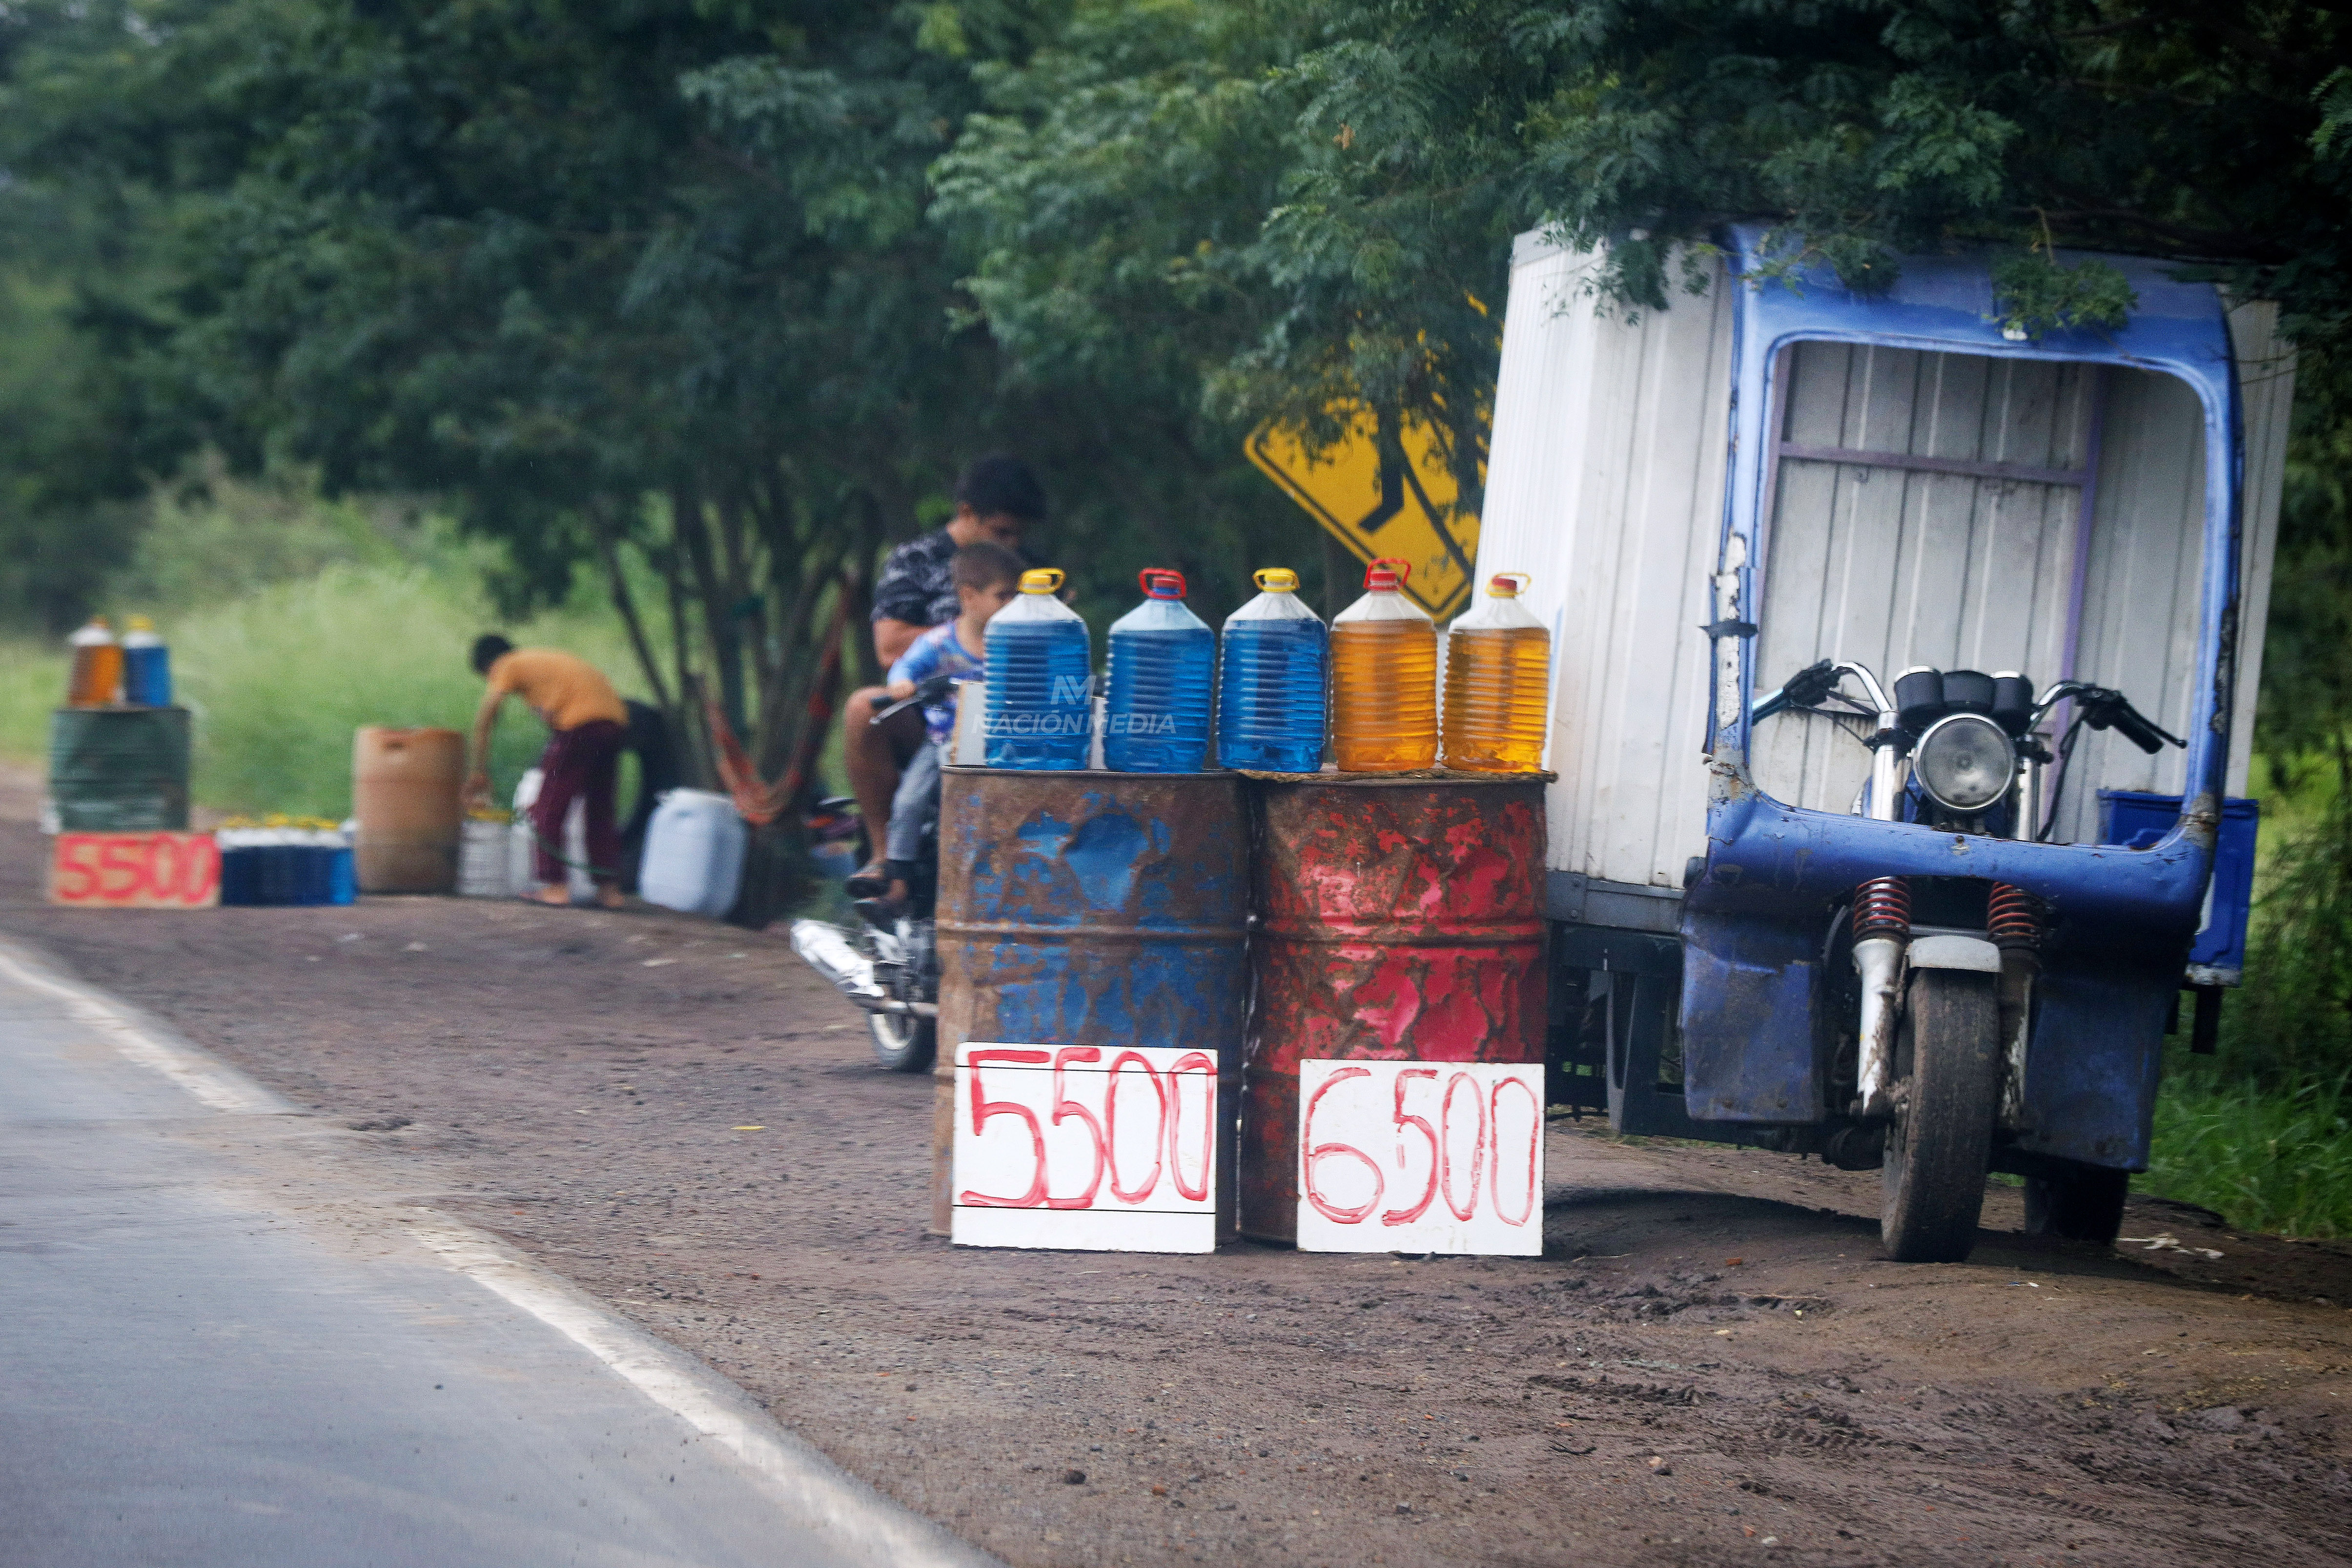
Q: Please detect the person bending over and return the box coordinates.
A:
[867,542,1023,908]
[845,454,1044,885]
[464,635,629,909]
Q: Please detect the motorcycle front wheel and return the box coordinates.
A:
[1882,967,2001,1263]
[868,1011,937,1074]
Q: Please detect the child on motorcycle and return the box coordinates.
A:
[861,541,1024,909]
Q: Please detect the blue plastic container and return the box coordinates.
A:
[984,568,1094,770]
[216,830,256,905]
[122,617,171,707]
[1105,569,1215,773]
[329,825,357,906]
[2099,790,2260,981]
[1216,568,1328,773]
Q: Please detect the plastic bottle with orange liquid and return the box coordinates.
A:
[65,617,123,707]
[1329,557,1437,772]
[1441,571,1551,772]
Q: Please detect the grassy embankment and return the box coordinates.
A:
[2144,1058,2352,1238]
[0,476,651,817]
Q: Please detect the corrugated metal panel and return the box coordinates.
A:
[1753,344,2096,815]
[2052,367,2206,840]
[1475,239,1728,889]
[2058,305,2291,832]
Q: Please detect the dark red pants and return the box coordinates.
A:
[535,719,625,887]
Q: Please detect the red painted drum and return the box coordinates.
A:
[1240,774,1549,1242]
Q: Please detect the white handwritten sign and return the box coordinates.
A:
[952,1042,1219,1253]
[1295,1059,1545,1256]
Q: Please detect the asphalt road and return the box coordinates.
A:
[0,940,988,1568]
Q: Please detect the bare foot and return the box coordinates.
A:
[527,885,571,906]
[594,887,625,910]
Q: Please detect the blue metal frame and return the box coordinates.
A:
[1677,226,2246,1170]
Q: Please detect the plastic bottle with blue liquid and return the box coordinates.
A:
[1215,567,1328,773]
[122,615,172,706]
[1104,568,1214,773]
[984,568,1094,770]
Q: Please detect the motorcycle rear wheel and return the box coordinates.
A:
[868,1011,937,1074]
[1882,968,2001,1263]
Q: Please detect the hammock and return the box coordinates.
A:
[707,582,851,828]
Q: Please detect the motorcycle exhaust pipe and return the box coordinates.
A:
[788,919,940,1020]
[790,918,882,999]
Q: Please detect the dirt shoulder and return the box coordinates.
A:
[5,770,2352,1567]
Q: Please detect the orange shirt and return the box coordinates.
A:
[486,649,628,731]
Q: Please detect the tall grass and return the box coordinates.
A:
[171,564,648,818]
[2143,1058,2352,1239]
[2136,764,2352,1236]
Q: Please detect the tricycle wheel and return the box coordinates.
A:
[868,1011,936,1074]
[2024,1163,2128,1243]
[1882,968,2000,1263]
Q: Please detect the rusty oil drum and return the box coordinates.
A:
[1240,774,1549,1242]
[932,768,1249,1237]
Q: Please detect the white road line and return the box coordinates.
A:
[402,1215,994,1568]
[0,934,1000,1568]
[0,941,290,1115]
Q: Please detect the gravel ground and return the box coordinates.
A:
[7,762,2352,1566]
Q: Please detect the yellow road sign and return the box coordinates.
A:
[1246,406,1482,620]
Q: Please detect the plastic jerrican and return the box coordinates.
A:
[1329,557,1437,772]
[66,618,122,708]
[122,616,172,707]
[984,568,1093,770]
[1104,568,1214,773]
[1216,568,1328,774]
[638,789,747,918]
[1441,572,1551,772]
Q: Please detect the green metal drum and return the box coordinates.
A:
[48,708,191,832]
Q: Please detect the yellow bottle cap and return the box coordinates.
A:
[1253,568,1299,592]
[126,614,154,631]
[1488,572,1531,597]
[1020,568,1065,594]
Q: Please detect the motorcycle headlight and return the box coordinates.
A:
[1913,713,2017,815]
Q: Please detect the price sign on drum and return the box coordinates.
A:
[1295,1059,1545,1256]
[952,1042,1219,1254]
[47,832,220,909]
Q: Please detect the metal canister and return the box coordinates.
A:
[48,707,191,831]
[933,769,1249,1237]
[1240,775,1549,1242]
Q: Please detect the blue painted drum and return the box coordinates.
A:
[931,768,1249,1237]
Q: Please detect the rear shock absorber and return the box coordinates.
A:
[1851,876,1909,1116]
[1988,882,2044,1129]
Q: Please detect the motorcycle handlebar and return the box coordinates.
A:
[869,673,961,727]
[2090,696,2176,755]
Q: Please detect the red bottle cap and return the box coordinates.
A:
[1140,568,1187,600]
[1363,557,1412,591]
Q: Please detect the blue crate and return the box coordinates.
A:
[2097,790,2259,984]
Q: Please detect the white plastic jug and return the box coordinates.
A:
[510,769,593,902]
[639,789,748,918]
[458,817,512,898]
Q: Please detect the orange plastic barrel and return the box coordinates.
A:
[352,727,464,893]
[1239,774,1549,1242]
